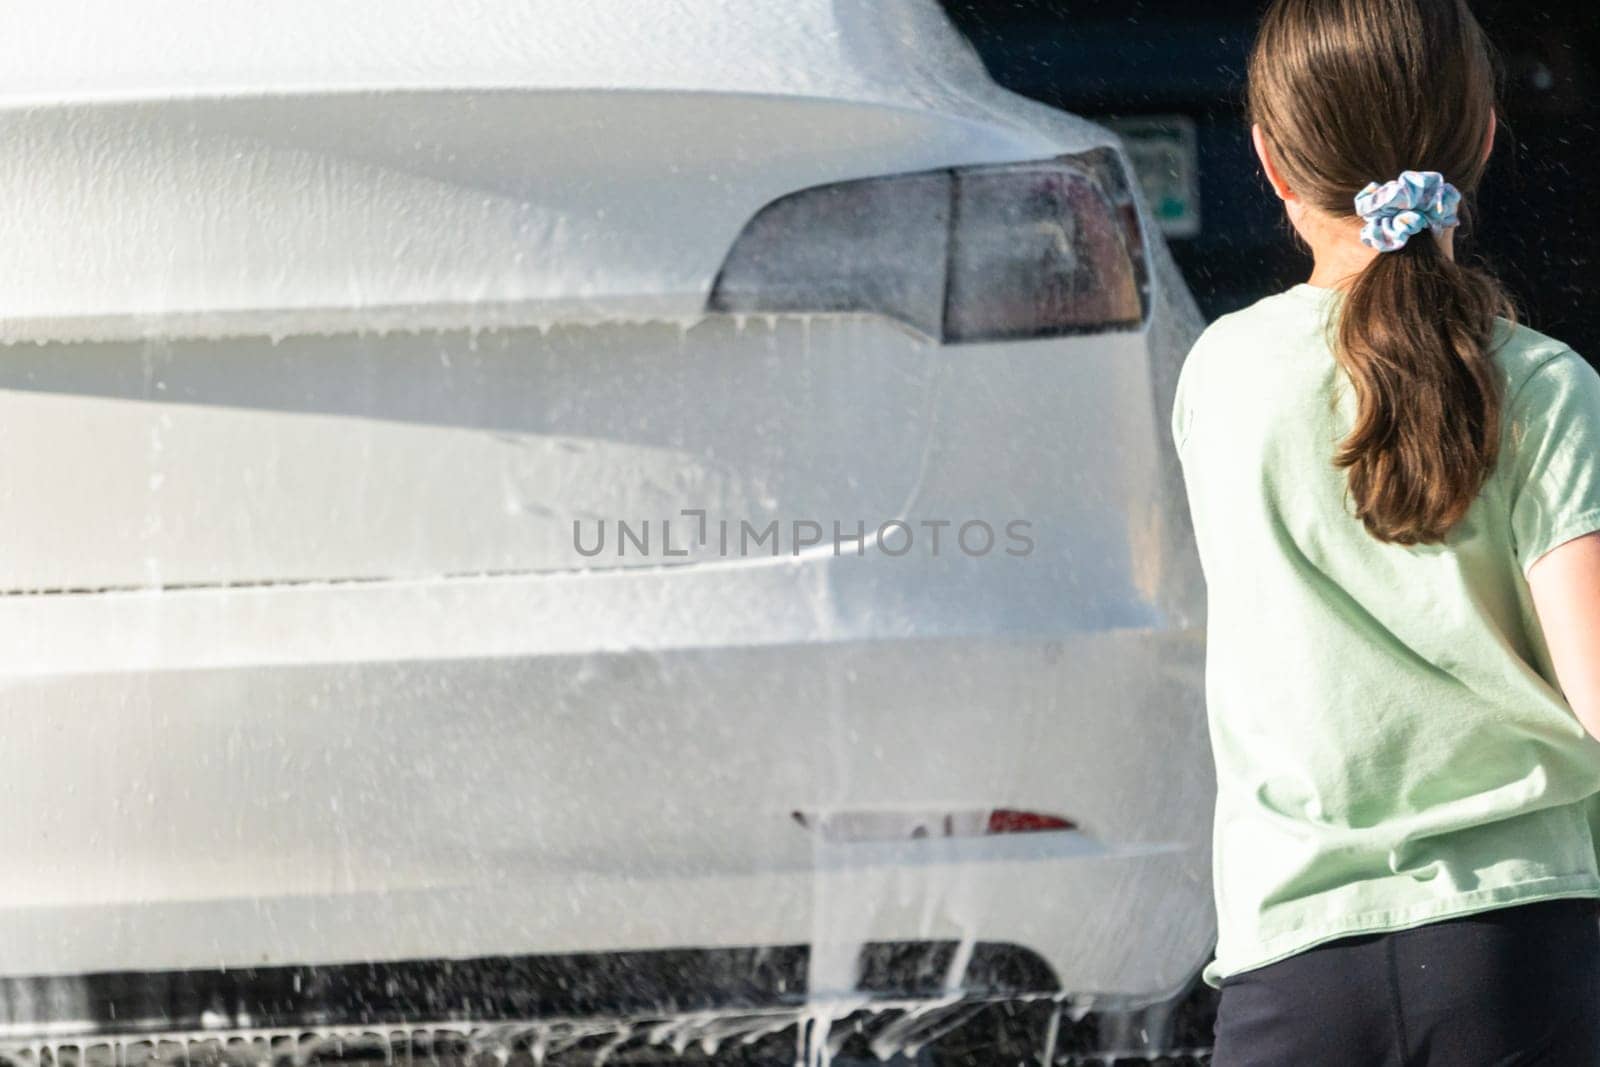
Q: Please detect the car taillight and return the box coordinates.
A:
[708,147,1148,344]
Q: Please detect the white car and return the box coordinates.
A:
[0,0,1212,1057]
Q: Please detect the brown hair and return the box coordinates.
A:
[1248,0,1514,544]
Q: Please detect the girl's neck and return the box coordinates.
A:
[1307,237,1379,290]
[1298,208,1456,291]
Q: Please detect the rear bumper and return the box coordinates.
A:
[0,561,1212,1001]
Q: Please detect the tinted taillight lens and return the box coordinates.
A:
[707,171,951,338]
[708,147,1148,344]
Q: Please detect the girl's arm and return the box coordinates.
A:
[1529,531,1600,740]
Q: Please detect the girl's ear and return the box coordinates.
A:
[1482,110,1498,166]
[1252,123,1295,201]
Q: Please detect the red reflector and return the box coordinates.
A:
[986,809,1078,835]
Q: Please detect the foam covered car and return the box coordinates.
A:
[0,0,1212,1056]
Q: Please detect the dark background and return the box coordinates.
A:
[937,0,1600,359]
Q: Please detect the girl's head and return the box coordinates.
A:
[1247,0,1513,545]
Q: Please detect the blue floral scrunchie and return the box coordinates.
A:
[1354,170,1462,253]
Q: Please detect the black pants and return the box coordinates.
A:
[1212,898,1600,1066]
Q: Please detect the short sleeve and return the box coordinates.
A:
[1507,351,1600,574]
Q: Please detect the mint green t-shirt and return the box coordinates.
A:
[1172,283,1600,987]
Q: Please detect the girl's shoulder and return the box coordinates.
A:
[1492,319,1587,403]
[1178,286,1335,397]
[1187,285,1335,364]
[1193,284,1331,344]
[1172,287,1337,452]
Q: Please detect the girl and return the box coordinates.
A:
[1172,0,1600,1062]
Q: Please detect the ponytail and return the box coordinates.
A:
[1335,230,1513,544]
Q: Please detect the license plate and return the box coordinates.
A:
[1104,116,1201,239]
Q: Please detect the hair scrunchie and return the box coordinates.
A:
[1354,170,1462,253]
